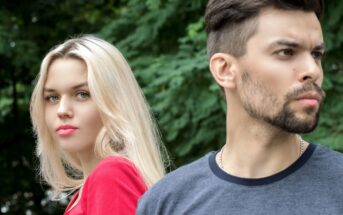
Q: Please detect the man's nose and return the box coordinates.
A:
[298,53,322,83]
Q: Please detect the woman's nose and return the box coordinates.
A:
[57,97,73,119]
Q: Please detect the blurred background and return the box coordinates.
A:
[0,0,342,214]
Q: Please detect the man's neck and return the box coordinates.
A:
[218,114,307,179]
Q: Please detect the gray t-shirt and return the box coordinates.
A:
[137,144,343,215]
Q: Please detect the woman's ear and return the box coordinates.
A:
[209,53,238,89]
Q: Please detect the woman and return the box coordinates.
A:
[30,35,166,214]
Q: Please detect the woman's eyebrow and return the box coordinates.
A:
[71,82,88,90]
[43,82,88,92]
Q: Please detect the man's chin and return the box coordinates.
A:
[283,115,319,133]
[266,109,320,134]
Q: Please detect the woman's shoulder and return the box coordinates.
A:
[79,158,147,213]
[94,156,137,173]
[87,156,146,187]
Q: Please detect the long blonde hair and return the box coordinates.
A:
[30,35,166,198]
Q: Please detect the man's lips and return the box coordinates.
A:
[56,125,78,136]
[294,92,321,106]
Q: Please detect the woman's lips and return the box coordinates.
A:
[56,125,78,137]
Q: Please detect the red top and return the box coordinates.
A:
[64,156,147,215]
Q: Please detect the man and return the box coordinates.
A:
[137,0,343,214]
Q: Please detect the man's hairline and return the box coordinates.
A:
[207,6,321,61]
[207,14,259,60]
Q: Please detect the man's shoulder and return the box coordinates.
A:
[159,152,212,184]
[137,152,215,214]
[314,143,343,161]
[312,143,343,172]
[140,152,213,198]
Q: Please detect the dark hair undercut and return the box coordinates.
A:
[205,0,324,59]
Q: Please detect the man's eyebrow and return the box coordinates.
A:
[313,43,325,51]
[275,40,300,48]
[43,82,88,92]
[269,39,325,51]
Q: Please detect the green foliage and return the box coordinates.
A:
[98,0,343,164]
[0,0,342,213]
[98,0,225,165]
[307,0,343,151]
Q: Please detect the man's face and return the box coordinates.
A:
[236,8,325,133]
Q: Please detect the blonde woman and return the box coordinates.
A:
[30,35,166,214]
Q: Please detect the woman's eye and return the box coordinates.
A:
[76,91,90,100]
[45,95,59,103]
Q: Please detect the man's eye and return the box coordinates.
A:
[312,51,324,60]
[276,49,294,57]
[45,95,59,103]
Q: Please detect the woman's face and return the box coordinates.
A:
[43,58,103,157]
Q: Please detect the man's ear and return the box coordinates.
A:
[209,53,238,89]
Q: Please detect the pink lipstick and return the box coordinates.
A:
[56,124,78,137]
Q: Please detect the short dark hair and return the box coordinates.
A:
[205,0,324,58]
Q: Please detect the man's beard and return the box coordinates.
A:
[264,101,320,133]
[240,71,325,133]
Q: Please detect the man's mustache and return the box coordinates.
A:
[286,83,325,102]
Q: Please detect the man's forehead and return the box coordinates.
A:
[252,7,323,48]
[256,7,322,31]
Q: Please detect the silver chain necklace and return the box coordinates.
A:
[218,136,305,170]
